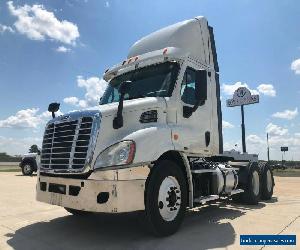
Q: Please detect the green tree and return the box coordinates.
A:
[29,144,40,153]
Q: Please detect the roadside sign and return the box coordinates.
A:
[281,147,288,152]
[226,87,259,107]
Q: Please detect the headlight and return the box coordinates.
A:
[94,140,136,169]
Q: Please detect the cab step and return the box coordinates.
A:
[194,195,219,204]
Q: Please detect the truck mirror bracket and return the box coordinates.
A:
[113,81,132,129]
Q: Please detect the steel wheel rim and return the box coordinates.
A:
[252,171,260,196]
[266,170,272,192]
[158,176,181,222]
[23,165,31,174]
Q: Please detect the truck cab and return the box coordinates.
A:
[36,17,274,236]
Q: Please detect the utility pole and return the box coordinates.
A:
[267,133,270,162]
[241,105,246,153]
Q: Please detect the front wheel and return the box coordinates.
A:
[21,163,34,176]
[143,160,187,237]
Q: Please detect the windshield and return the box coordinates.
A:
[100,62,179,105]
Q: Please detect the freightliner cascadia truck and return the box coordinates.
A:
[37,17,274,236]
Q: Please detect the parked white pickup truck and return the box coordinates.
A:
[20,153,39,175]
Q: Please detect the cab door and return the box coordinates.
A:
[172,66,212,155]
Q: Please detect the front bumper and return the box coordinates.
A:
[36,167,148,213]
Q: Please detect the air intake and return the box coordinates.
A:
[139,110,158,123]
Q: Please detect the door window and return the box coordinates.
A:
[181,68,196,106]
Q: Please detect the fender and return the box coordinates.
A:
[123,125,175,164]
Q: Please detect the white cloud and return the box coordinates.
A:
[272,108,298,120]
[222,82,276,97]
[221,82,258,96]
[247,134,265,145]
[7,1,79,45]
[64,96,79,105]
[225,132,300,160]
[222,120,234,129]
[0,24,14,33]
[56,46,71,53]
[105,1,110,8]
[0,108,62,129]
[64,76,108,108]
[291,58,300,75]
[0,108,41,128]
[0,136,42,155]
[266,123,288,136]
[257,84,276,97]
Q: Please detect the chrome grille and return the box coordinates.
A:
[41,116,94,172]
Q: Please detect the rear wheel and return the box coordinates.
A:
[261,165,274,200]
[240,165,261,204]
[143,160,187,236]
[21,163,34,176]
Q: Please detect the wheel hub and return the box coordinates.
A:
[252,171,260,196]
[158,176,181,221]
[266,170,272,192]
[24,165,31,174]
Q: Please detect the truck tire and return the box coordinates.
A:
[21,162,34,176]
[144,160,187,236]
[260,165,274,200]
[240,164,261,205]
[65,207,92,216]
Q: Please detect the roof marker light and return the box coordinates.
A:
[122,60,126,65]
[163,48,168,55]
[134,56,139,61]
[128,58,132,64]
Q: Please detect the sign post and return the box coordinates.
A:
[226,87,259,153]
[280,147,288,167]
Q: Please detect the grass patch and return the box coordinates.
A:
[273,169,300,177]
[0,168,21,172]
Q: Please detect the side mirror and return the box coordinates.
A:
[113,81,132,129]
[48,102,60,118]
[195,70,207,102]
[183,70,207,118]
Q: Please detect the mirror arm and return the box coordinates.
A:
[113,93,125,129]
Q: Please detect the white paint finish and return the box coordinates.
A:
[90,165,150,181]
[92,97,173,168]
[170,59,217,155]
[128,17,215,69]
[36,175,146,213]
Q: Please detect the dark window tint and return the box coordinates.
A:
[181,68,196,105]
[100,62,179,105]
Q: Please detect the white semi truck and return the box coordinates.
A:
[36,17,274,236]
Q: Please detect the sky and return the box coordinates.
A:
[0,0,299,160]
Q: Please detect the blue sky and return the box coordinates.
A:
[0,0,299,160]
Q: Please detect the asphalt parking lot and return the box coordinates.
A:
[0,172,299,250]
